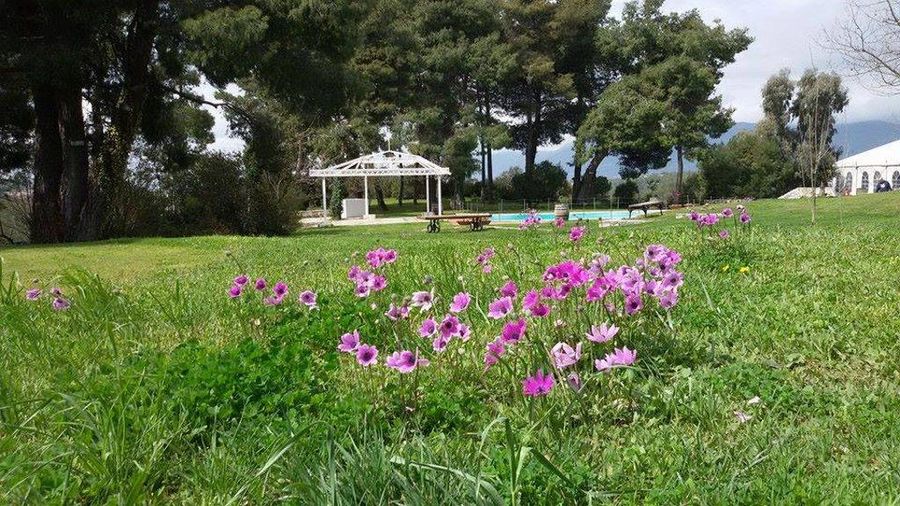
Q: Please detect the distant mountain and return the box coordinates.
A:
[489,121,900,178]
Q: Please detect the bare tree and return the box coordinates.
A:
[826,0,900,93]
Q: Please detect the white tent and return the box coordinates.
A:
[832,139,900,195]
[309,150,451,218]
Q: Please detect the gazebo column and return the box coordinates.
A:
[437,176,443,215]
[364,175,370,218]
[322,178,327,218]
[425,175,431,214]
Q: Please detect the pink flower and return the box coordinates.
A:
[254,278,267,291]
[554,216,565,228]
[354,284,371,298]
[234,274,249,286]
[419,317,437,337]
[385,303,410,321]
[439,314,460,338]
[740,211,751,224]
[567,372,583,392]
[501,318,527,343]
[449,292,471,313]
[722,207,734,218]
[273,281,288,298]
[298,290,317,308]
[719,229,730,239]
[52,298,70,311]
[569,226,586,242]
[410,289,434,312]
[26,288,42,301]
[522,370,555,397]
[522,290,540,311]
[595,347,637,371]
[370,275,387,292]
[263,295,284,306]
[385,350,429,373]
[624,293,643,315]
[658,289,678,309]
[338,330,360,353]
[458,324,471,341]
[356,344,378,366]
[551,342,582,369]
[432,335,450,352]
[487,296,513,319]
[499,280,518,298]
[529,303,551,318]
[228,284,242,299]
[586,323,619,343]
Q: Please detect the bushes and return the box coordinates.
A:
[496,161,570,202]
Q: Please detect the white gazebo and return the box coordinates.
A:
[310,150,450,219]
[832,139,900,195]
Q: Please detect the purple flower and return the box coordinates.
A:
[263,295,284,306]
[354,284,371,298]
[432,335,450,352]
[52,298,70,311]
[254,278,267,291]
[499,280,518,298]
[458,324,471,342]
[624,293,643,315]
[586,322,619,343]
[569,226,586,242]
[234,274,249,286]
[722,208,734,218]
[529,303,551,318]
[410,290,434,312]
[522,289,540,311]
[338,330,360,353]
[567,372,583,392]
[228,284,243,299]
[595,347,637,371]
[501,318,527,343]
[719,229,730,239]
[661,270,683,290]
[419,317,437,337]
[689,210,700,222]
[551,342,582,369]
[740,211,751,224]
[385,303,410,321]
[26,288,42,301]
[554,216,565,228]
[299,290,317,308]
[439,314,460,339]
[370,275,387,292]
[522,370,555,397]
[356,344,379,366]
[50,287,62,296]
[487,296,513,319]
[273,282,288,298]
[449,292,471,313]
[658,289,678,309]
[385,350,429,373]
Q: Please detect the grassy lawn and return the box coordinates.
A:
[1,192,899,503]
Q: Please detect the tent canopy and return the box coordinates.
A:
[836,139,900,169]
[310,150,450,177]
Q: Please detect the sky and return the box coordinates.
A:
[206,0,900,153]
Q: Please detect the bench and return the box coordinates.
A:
[627,200,665,218]
[417,213,492,233]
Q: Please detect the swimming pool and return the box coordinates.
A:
[490,210,632,222]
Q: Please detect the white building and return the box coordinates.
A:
[832,139,900,195]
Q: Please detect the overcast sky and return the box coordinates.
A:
[207,0,900,152]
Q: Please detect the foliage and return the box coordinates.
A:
[507,161,570,202]
[3,194,900,501]
[699,129,800,199]
[612,179,639,205]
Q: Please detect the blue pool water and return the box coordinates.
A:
[491,210,632,222]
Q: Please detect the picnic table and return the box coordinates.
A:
[627,199,665,218]
[417,213,492,233]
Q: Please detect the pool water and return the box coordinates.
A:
[491,210,632,222]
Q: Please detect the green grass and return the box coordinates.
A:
[1,192,899,503]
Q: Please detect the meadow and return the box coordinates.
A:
[1,193,899,504]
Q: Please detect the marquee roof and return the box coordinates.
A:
[836,139,900,170]
[309,150,450,177]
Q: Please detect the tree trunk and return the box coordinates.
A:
[576,150,608,202]
[675,145,685,205]
[398,176,404,206]
[524,115,538,173]
[572,162,583,202]
[374,181,388,212]
[59,83,90,241]
[30,85,65,243]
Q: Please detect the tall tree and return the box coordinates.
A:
[827,0,900,94]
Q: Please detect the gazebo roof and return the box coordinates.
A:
[309,150,450,177]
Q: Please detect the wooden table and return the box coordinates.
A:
[417,213,492,233]
[627,200,665,218]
